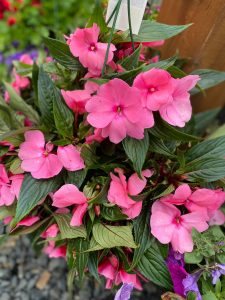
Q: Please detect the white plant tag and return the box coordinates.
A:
[106,0,147,35]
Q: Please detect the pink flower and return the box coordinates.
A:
[0,164,9,185]
[17,216,40,227]
[162,184,225,218]
[61,89,91,114]
[57,145,85,172]
[86,78,153,144]
[19,54,33,65]
[13,69,30,90]
[67,23,116,74]
[18,130,63,179]
[208,210,225,226]
[159,75,200,127]
[44,241,67,258]
[9,174,24,199]
[85,128,105,144]
[41,224,59,238]
[108,168,153,219]
[150,201,209,253]
[133,68,173,111]
[52,184,88,226]
[142,40,164,48]
[98,255,142,290]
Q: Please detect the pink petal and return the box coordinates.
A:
[181,211,209,232]
[17,216,40,227]
[122,201,142,219]
[52,184,87,208]
[70,203,88,226]
[9,174,24,199]
[41,224,59,238]
[24,130,45,147]
[0,164,9,185]
[171,226,193,253]
[31,154,62,179]
[57,145,85,171]
[208,210,225,226]
[98,256,118,280]
[0,185,15,206]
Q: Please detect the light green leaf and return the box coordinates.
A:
[54,214,87,239]
[93,223,137,249]
[87,0,108,32]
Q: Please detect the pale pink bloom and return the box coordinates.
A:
[19,54,33,65]
[17,216,40,227]
[57,145,85,172]
[150,201,209,253]
[85,128,105,144]
[98,255,142,290]
[0,164,9,185]
[84,71,100,94]
[13,69,30,90]
[208,210,225,226]
[45,56,53,63]
[159,75,200,127]
[44,241,67,258]
[108,61,125,73]
[9,174,24,199]
[41,224,59,238]
[61,89,91,114]
[18,130,63,179]
[52,184,88,226]
[0,185,15,206]
[86,78,153,144]
[67,23,116,74]
[133,68,173,111]
[108,168,153,219]
[162,184,225,218]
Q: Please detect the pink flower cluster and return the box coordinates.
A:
[62,24,200,144]
[150,184,225,253]
[18,130,84,179]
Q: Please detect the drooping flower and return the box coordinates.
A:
[114,283,134,300]
[57,145,85,172]
[98,255,142,290]
[85,128,105,144]
[61,89,91,114]
[211,264,225,284]
[166,248,187,297]
[41,224,59,239]
[67,23,116,74]
[159,75,200,127]
[18,130,63,179]
[162,184,225,219]
[44,241,67,258]
[108,168,153,219]
[150,201,209,253]
[52,184,88,226]
[86,78,153,144]
[182,271,202,300]
[19,54,34,65]
[17,216,40,227]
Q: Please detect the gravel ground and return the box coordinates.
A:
[0,236,163,300]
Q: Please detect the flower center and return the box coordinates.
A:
[148,86,157,93]
[173,215,182,226]
[89,43,97,52]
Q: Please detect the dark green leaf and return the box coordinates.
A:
[120,46,141,70]
[32,63,39,107]
[184,158,225,182]
[185,136,225,163]
[44,37,82,71]
[13,174,62,225]
[123,130,149,174]
[131,209,151,268]
[127,21,192,42]
[88,252,100,281]
[101,205,127,221]
[191,69,225,95]
[74,238,89,283]
[138,244,172,290]
[93,223,137,249]
[142,56,177,72]
[67,240,76,269]
[194,108,220,135]
[88,180,109,204]
[65,169,87,188]
[54,214,87,239]
[87,0,108,32]
[149,134,176,157]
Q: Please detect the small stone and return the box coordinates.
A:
[0,293,10,300]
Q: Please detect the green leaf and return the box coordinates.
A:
[191,69,225,95]
[142,56,177,72]
[208,124,225,140]
[93,223,137,249]
[88,180,109,204]
[13,61,32,76]
[185,137,225,163]
[54,214,87,239]
[152,184,175,200]
[44,37,82,71]
[149,134,176,157]
[13,174,62,225]
[73,238,89,283]
[202,291,218,300]
[67,240,76,269]
[52,87,74,138]
[120,46,142,70]
[187,292,197,300]
[4,82,39,124]
[127,21,192,42]
[9,158,23,175]
[184,158,225,182]
[0,205,15,221]
[138,244,172,290]
[123,130,149,174]
[38,67,55,127]
[88,251,100,281]
[194,108,220,136]
[87,0,107,32]
[101,205,127,221]
[149,115,199,142]
[185,251,203,264]
[131,209,151,268]
[65,169,87,188]
[10,218,49,236]
[32,63,39,107]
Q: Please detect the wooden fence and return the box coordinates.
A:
[157,0,225,112]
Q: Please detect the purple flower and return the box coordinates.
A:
[212,264,225,284]
[182,271,202,300]
[166,248,187,297]
[114,283,134,300]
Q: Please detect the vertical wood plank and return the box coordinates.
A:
[158,0,225,112]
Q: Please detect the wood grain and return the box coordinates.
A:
[158,0,225,112]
